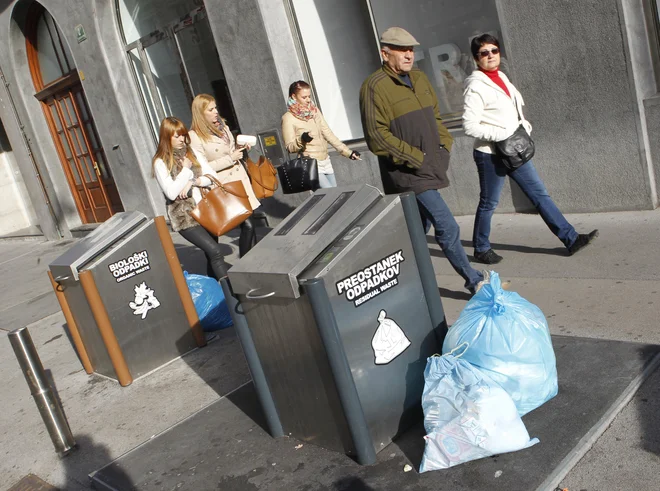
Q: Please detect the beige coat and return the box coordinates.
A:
[281,111,352,170]
[189,127,260,210]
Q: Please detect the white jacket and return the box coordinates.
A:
[462,70,532,154]
[154,149,216,204]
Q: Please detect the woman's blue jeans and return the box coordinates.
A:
[318,172,337,188]
[472,150,578,253]
[416,189,483,291]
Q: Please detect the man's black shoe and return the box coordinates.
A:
[568,229,599,256]
[474,249,503,264]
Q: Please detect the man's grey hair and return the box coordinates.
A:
[381,45,391,54]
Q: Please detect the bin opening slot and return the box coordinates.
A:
[275,195,324,236]
[302,192,355,236]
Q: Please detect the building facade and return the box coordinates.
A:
[0,0,658,240]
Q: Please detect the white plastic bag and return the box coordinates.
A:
[420,346,539,472]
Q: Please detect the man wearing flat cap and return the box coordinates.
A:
[360,27,484,294]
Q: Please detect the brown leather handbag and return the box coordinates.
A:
[190,174,253,236]
[245,156,278,199]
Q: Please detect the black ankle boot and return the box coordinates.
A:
[568,229,599,256]
[474,249,503,264]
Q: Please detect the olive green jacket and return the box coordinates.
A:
[360,64,453,194]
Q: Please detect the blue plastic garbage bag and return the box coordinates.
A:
[442,271,558,416]
[184,271,233,332]
[420,346,539,472]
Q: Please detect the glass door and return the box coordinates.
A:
[121,5,240,138]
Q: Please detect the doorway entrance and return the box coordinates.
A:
[26,4,123,223]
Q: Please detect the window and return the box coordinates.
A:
[34,9,74,86]
[116,0,239,139]
[289,0,505,138]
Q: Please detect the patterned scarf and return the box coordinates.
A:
[287,97,317,121]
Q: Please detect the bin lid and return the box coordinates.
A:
[49,211,150,281]
[228,184,383,299]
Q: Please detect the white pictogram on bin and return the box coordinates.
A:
[372,310,410,365]
[129,282,160,319]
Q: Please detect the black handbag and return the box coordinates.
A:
[495,125,535,170]
[277,153,320,194]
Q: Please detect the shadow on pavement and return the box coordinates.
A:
[333,476,377,490]
[439,287,471,301]
[69,434,133,490]
[638,346,660,456]
[425,236,566,258]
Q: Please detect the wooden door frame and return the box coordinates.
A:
[25,3,117,223]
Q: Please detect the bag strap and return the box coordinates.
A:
[202,174,250,199]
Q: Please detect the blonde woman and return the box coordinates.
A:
[153,117,231,279]
[282,81,360,188]
[188,94,260,257]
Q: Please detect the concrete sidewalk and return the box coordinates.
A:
[1,209,659,490]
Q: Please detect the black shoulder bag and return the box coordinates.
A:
[494,93,535,170]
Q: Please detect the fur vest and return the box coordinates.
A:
[167,158,203,232]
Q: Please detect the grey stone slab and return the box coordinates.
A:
[89,336,660,491]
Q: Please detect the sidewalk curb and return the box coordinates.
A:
[536,351,660,491]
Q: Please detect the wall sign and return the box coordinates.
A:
[108,250,150,283]
[335,250,404,307]
[75,24,87,43]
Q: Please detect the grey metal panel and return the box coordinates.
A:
[241,295,355,455]
[84,221,197,379]
[49,211,148,280]
[60,281,115,378]
[221,279,284,438]
[228,185,383,298]
[303,198,438,452]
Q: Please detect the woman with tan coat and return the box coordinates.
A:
[189,94,260,257]
[281,81,360,188]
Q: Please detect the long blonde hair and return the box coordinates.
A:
[152,117,201,176]
[190,94,228,143]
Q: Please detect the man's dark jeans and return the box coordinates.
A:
[416,189,483,291]
[473,150,578,253]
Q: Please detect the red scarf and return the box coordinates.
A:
[480,68,510,98]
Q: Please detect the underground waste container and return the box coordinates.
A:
[222,184,447,464]
[48,211,204,387]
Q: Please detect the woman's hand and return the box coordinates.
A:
[232,146,246,162]
[349,150,361,160]
[182,157,193,169]
[178,181,193,199]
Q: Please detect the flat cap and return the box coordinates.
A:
[379,27,420,47]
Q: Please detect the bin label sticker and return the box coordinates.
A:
[108,251,150,283]
[372,310,410,365]
[335,250,404,307]
[129,282,160,320]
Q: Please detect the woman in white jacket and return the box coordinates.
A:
[153,117,231,279]
[462,34,597,264]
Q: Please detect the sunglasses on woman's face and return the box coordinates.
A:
[479,48,500,58]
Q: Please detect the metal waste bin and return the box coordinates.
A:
[224,184,447,464]
[48,211,204,387]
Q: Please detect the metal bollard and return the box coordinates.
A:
[8,326,77,457]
